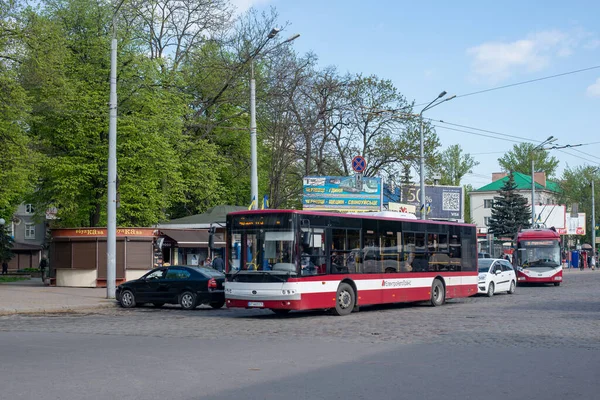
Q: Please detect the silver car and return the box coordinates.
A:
[478,258,517,297]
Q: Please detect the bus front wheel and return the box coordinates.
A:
[333,283,355,316]
[430,279,445,306]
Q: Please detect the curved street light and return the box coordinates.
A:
[530,136,557,227]
[250,30,300,209]
[418,91,456,219]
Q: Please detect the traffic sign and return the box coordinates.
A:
[352,155,366,173]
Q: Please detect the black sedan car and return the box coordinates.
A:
[116,265,225,310]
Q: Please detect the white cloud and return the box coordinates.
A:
[586,78,600,97]
[230,0,272,14]
[467,30,577,83]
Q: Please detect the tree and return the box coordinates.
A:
[488,173,531,237]
[463,184,474,224]
[438,145,479,186]
[0,0,38,217]
[557,165,598,245]
[0,222,13,263]
[498,143,559,178]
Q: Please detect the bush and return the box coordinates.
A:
[17,268,40,273]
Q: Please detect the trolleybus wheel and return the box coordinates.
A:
[487,282,495,297]
[333,283,355,316]
[553,282,561,287]
[430,279,445,306]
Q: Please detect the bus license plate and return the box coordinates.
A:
[248,301,264,307]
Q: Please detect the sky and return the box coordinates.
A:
[232,0,600,189]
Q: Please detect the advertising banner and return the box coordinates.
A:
[302,176,382,212]
[557,213,586,235]
[399,185,463,220]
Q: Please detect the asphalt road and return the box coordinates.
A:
[1,270,599,400]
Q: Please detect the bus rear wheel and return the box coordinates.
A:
[333,283,355,316]
[430,279,445,306]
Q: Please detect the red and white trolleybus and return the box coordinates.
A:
[224,210,478,316]
[515,228,562,286]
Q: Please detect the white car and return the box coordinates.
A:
[478,258,517,297]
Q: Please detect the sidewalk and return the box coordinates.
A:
[0,278,117,315]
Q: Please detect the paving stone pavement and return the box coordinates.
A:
[1,269,599,349]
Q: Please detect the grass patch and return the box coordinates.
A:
[0,276,30,283]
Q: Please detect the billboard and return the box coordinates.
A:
[557,213,586,235]
[398,185,464,220]
[534,205,566,230]
[302,176,382,212]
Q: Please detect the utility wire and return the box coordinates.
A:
[414,64,600,106]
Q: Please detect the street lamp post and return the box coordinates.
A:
[530,136,556,227]
[592,178,596,256]
[249,29,299,209]
[106,0,124,299]
[418,91,456,219]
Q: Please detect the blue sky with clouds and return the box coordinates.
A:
[234,0,600,188]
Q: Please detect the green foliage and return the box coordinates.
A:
[557,165,598,244]
[498,143,559,178]
[0,224,14,262]
[488,173,531,237]
[463,184,474,224]
[438,145,479,186]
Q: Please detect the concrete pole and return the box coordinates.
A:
[106,23,117,299]
[419,117,426,220]
[250,61,258,210]
[592,179,596,258]
[531,158,535,228]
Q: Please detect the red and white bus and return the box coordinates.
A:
[515,228,562,286]
[224,210,478,316]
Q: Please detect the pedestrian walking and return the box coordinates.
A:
[1,260,7,275]
[39,256,48,280]
[211,254,224,272]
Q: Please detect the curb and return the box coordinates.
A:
[0,302,119,316]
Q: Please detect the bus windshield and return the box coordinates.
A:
[517,243,560,268]
[229,229,296,273]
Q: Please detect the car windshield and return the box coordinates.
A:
[478,259,493,272]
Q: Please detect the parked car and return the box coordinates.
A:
[478,258,516,297]
[116,265,225,310]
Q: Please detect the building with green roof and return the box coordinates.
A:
[470,172,561,235]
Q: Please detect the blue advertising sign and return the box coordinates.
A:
[399,185,463,220]
[303,176,382,212]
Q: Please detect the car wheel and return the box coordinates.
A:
[508,281,516,294]
[332,282,355,316]
[430,279,445,306]
[487,282,495,297]
[554,282,561,287]
[179,291,197,310]
[271,309,290,315]
[209,300,225,309]
[119,290,136,308]
[152,303,164,307]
